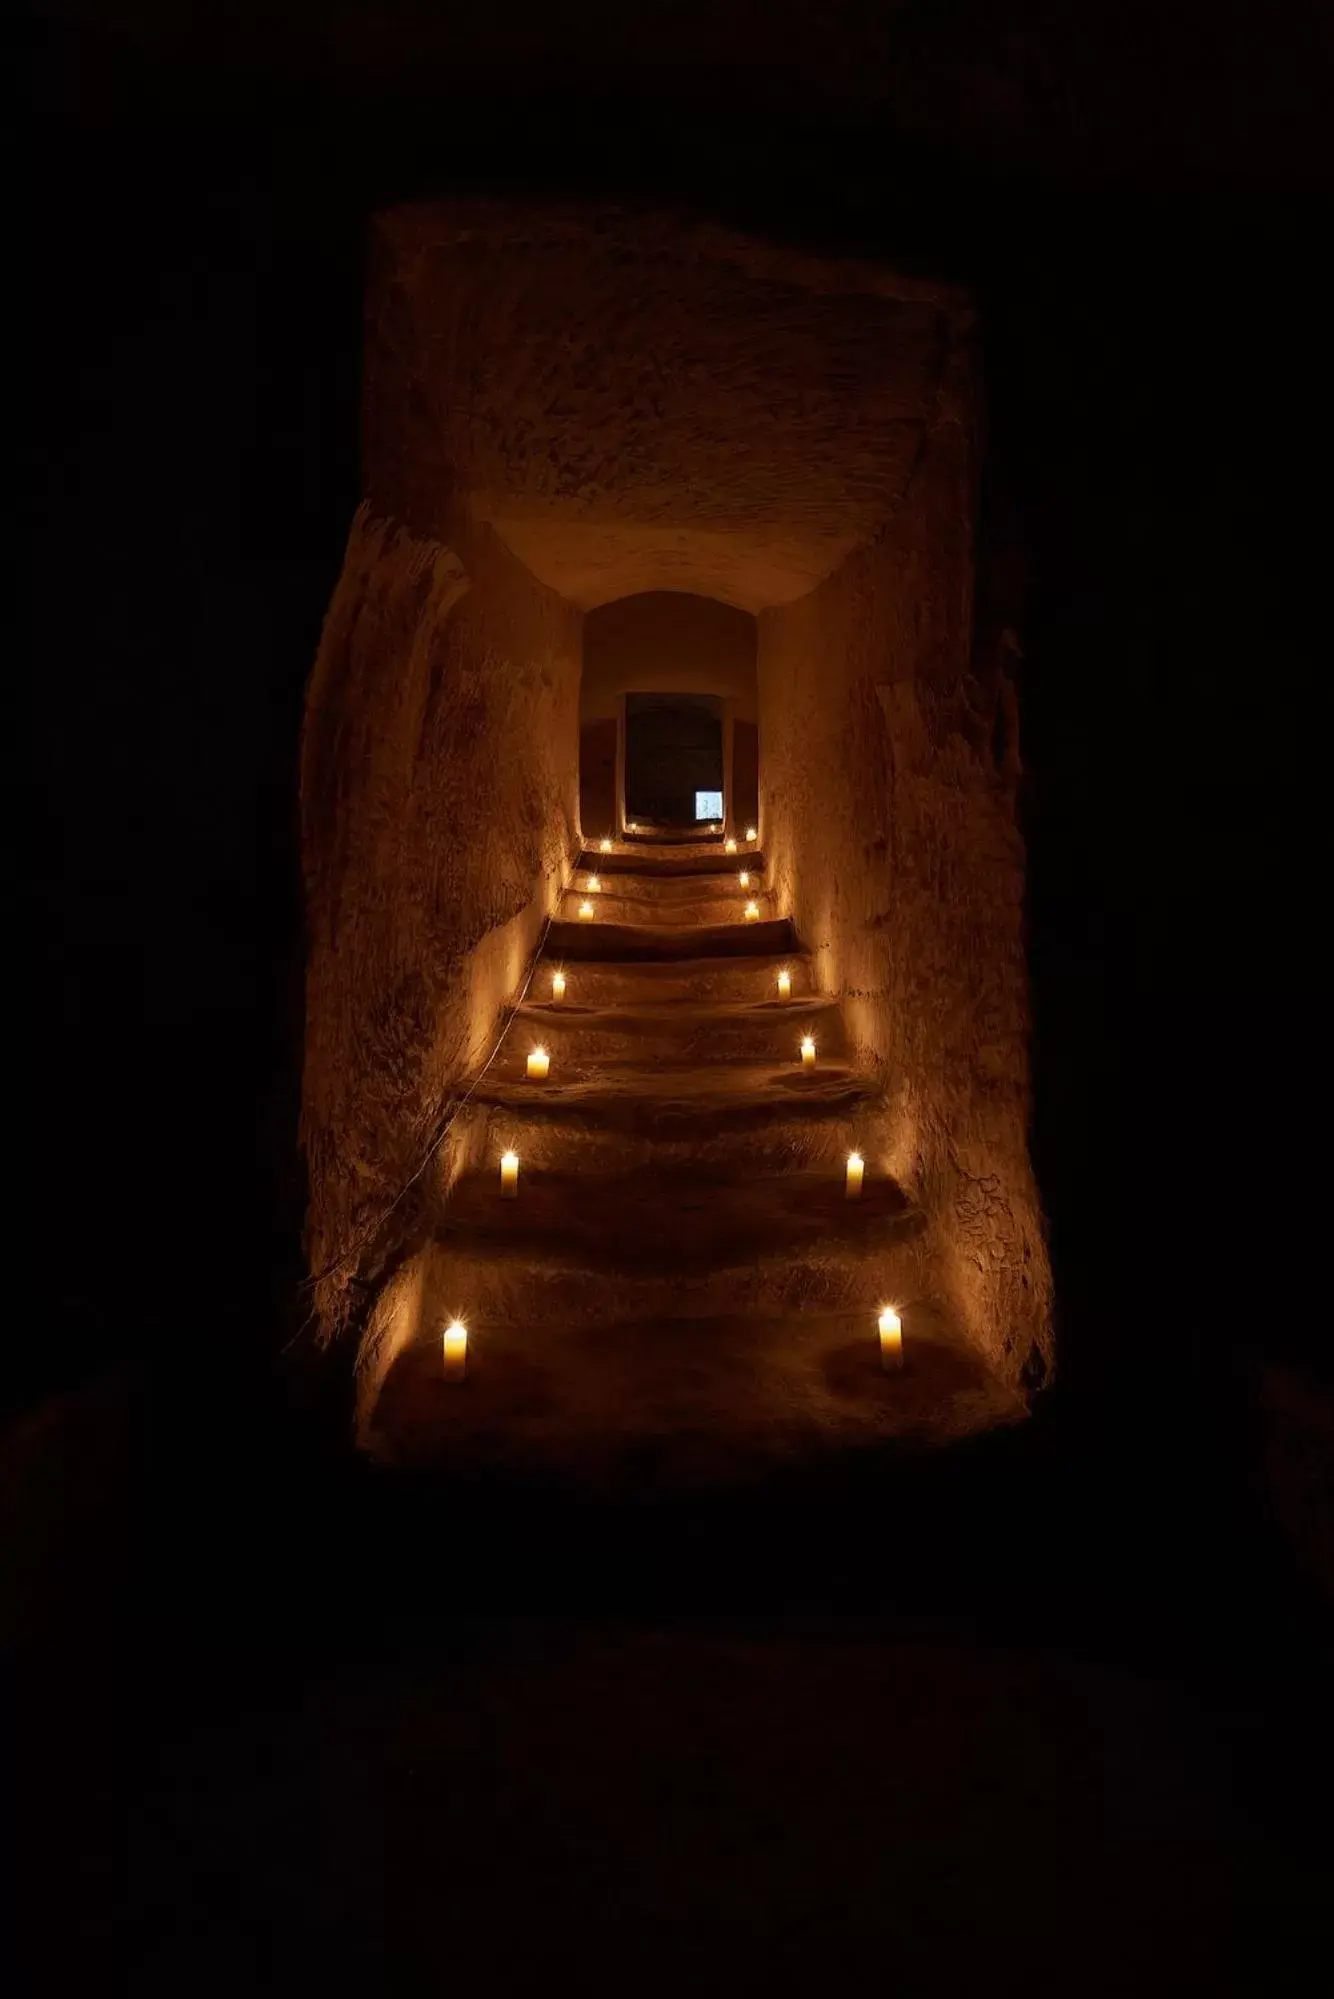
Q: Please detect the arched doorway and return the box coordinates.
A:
[624,693,723,829]
[578,591,760,840]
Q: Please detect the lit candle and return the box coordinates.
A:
[526,1047,550,1080]
[800,1035,816,1070]
[738,870,750,888]
[443,1320,468,1380]
[777,969,792,1001]
[746,826,757,841]
[551,970,566,1002]
[578,900,595,919]
[587,875,601,893]
[725,838,738,854]
[744,899,760,921]
[878,1306,903,1372]
[845,1152,864,1198]
[600,837,612,852]
[500,1150,519,1197]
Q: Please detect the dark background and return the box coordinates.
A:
[23,2,1328,1617]
[625,694,725,824]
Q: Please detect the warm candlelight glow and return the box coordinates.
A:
[500,1150,519,1197]
[800,1034,816,1070]
[878,1306,903,1372]
[551,970,566,1001]
[725,838,738,853]
[846,1152,864,1198]
[600,837,612,852]
[777,969,792,1000]
[443,1320,468,1380]
[746,826,757,841]
[738,870,750,888]
[744,899,760,920]
[578,899,595,919]
[526,1047,550,1080]
[587,875,601,892]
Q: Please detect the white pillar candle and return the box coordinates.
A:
[578,899,595,919]
[777,969,792,1001]
[878,1306,903,1372]
[738,870,750,889]
[500,1151,519,1198]
[526,1047,550,1080]
[800,1035,816,1070]
[551,970,565,1002]
[443,1320,468,1380]
[725,838,738,854]
[587,875,601,893]
[600,837,612,852]
[845,1152,864,1199]
[746,826,757,841]
[744,899,760,921]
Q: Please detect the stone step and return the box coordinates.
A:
[464,1061,882,1175]
[474,1054,874,1122]
[547,917,795,962]
[562,886,772,928]
[369,1305,1024,1483]
[417,1238,926,1336]
[431,1163,919,1271]
[578,848,767,879]
[573,867,768,904]
[530,951,811,1008]
[620,827,725,848]
[509,994,845,1064]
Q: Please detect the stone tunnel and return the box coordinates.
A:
[300,199,1052,1461]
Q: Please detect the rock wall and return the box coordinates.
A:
[301,503,582,1403]
[731,720,760,831]
[758,351,1053,1392]
[578,717,618,840]
[581,593,758,720]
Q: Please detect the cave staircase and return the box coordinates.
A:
[370,828,1024,1480]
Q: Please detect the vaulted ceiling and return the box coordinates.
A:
[365,203,966,613]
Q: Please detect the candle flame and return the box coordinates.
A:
[600,837,612,851]
[588,875,601,892]
[848,1151,863,1169]
[746,827,757,840]
[801,1035,816,1056]
[725,838,737,853]
[744,899,760,919]
[738,870,750,888]
[579,900,594,917]
[501,1151,519,1170]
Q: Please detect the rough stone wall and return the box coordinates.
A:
[301,502,582,1395]
[731,720,760,830]
[365,205,947,613]
[758,351,1053,1392]
[578,717,618,839]
[581,593,758,721]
